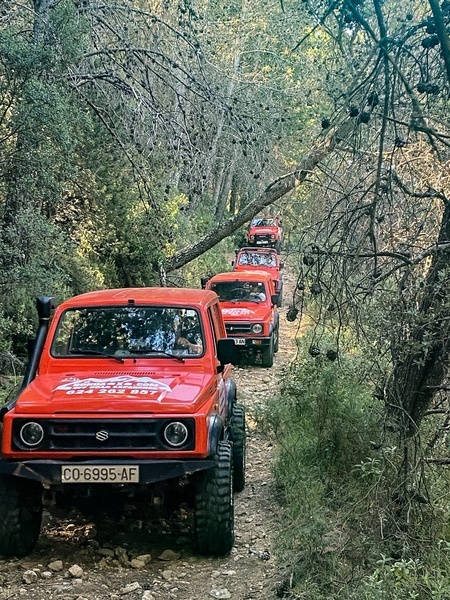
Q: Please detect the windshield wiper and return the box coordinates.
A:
[69,349,125,363]
[125,348,185,363]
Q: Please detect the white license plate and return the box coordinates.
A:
[234,338,246,345]
[61,465,139,483]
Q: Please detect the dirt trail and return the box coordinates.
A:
[0,271,298,600]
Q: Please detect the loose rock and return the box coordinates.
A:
[22,570,38,584]
[120,581,142,595]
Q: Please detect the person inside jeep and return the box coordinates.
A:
[246,282,266,302]
[238,252,250,265]
[176,313,204,354]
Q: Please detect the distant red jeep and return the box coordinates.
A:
[0,288,245,558]
[247,216,283,251]
[205,271,280,368]
[232,247,284,305]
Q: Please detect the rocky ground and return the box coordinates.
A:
[0,272,298,600]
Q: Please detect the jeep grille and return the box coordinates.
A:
[226,323,252,335]
[12,418,195,452]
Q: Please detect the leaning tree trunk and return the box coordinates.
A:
[165,129,339,272]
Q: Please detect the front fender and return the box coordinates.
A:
[207,414,225,454]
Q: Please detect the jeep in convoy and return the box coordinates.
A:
[247,216,283,251]
[205,271,280,368]
[232,247,284,306]
[0,288,245,557]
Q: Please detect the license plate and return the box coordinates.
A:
[61,465,139,483]
[234,338,246,345]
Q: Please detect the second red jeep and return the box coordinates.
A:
[205,271,280,368]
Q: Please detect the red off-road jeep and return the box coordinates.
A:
[205,271,280,368]
[232,247,284,306]
[0,288,245,558]
[247,216,283,251]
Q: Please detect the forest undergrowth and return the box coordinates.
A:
[258,332,450,600]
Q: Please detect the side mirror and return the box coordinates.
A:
[217,338,239,365]
[280,262,284,269]
[200,275,211,289]
[231,260,235,267]
[271,294,280,307]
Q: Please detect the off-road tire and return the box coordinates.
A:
[261,335,274,367]
[277,287,283,308]
[230,405,246,492]
[0,475,43,557]
[274,241,282,253]
[194,442,234,555]
[274,325,279,353]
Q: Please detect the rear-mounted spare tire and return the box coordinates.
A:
[0,475,43,557]
[194,441,234,555]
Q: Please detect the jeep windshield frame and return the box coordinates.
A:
[50,305,205,359]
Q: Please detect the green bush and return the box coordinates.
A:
[258,334,381,598]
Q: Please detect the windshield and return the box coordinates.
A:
[237,251,277,267]
[51,306,204,358]
[251,218,276,227]
[209,281,267,303]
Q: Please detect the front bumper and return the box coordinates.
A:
[0,458,216,486]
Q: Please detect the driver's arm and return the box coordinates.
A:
[177,337,203,354]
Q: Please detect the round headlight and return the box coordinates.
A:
[252,323,263,334]
[163,422,188,447]
[270,234,275,239]
[249,235,254,240]
[20,422,44,447]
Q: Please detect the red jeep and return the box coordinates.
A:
[0,289,245,557]
[232,247,284,306]
[205,271,280,368]
[247,216,283,251]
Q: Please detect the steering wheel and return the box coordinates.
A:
[229,287,247,300]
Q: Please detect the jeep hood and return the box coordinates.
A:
[234,264,279,277]
[250,227,276,235]
[220,303,272,322]
[13,371,216,415]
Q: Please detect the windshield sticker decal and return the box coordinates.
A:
[55,375,172,396]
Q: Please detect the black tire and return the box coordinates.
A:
[230,405,246,492]
[194,442,234,556]
[0,476,43,557]
[274,325,279,353]
[277,287,283,308]
[274,241,282,252]
[261,335,274,367]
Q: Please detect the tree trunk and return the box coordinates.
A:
[3,0,56,224]
[388,201,450,433]
[214,152,236,220]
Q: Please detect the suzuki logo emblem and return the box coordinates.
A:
[95,430,109,442]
